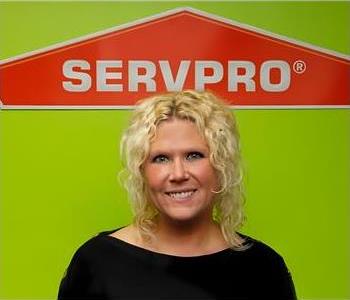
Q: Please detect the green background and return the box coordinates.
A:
[0,1,349,299]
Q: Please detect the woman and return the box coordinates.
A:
[58,90,297,299]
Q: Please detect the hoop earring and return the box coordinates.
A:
[211,187,224,194]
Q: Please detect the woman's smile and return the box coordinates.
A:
[165,189,197,201]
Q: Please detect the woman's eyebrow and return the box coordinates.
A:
[150,146,208,153]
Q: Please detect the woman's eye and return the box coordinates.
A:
[187,152,204,161]
[152,155,169,163]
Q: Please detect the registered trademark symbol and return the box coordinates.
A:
[293,60,306,74]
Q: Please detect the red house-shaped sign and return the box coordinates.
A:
[0,7,349,109]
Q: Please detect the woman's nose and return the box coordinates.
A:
[169,159,189,182]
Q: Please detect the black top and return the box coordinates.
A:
[58,229,297,300]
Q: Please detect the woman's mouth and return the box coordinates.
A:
[165,189,197,200]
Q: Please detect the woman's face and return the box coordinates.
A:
[144,118,219,224]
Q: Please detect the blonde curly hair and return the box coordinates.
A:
[120,90,246,249]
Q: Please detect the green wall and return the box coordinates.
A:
[0,1,349,299]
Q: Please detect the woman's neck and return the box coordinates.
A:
[146,218,228,256]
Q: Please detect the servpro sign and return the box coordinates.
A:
[0,8,349,109]
[62,60,291,93]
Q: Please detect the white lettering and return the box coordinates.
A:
[260,60,290,92]
[195,61,223,90]
[96,60,122,91]
[62,60,91,92]
[62,59,294,93]
[228,61,255,92]
[128,61,156,92]
[159,60,190,91]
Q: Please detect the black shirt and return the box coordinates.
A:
[58,229,297,299]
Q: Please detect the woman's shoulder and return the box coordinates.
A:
[239,232,280,251]
[236,233,297,299]
[236,233,293,279]
[237,233,287,265]
[70,228,125,260]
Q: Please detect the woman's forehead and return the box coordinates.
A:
[150,118,208,149]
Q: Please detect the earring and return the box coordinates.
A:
[211,187,224,194]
